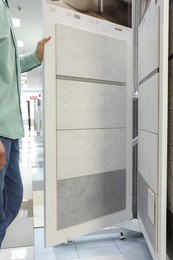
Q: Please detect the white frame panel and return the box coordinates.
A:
[138,1,169,259]
[43,1,132,247]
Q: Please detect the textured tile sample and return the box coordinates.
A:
[57,170,126,229]
[57,129,126,180]
[55,24,127,83]
[56,80,126,129]
[138,129,158,193]
[138,173,157,251]
[138,6,159,82]
[138,74,159,133]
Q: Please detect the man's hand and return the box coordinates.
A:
[35,36,51,62]
[0,140,6,170]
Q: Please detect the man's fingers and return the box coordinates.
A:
[40,36,51,45]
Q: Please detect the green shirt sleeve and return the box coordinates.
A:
[20,52,41,73]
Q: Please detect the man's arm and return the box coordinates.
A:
[20,37,51,73]
[0,141,6,170]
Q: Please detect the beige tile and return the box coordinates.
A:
[33,191,44,206]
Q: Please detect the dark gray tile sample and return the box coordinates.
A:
[138,172,156,250]
[57,170,126,230]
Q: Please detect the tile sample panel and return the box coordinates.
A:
[57,129,126,180]
[138,129,158,193]
[55,24,127,83]
[57,170,126,229]
[138,173,157,251]
[56,80,126,129]
[138,6,159,82]
[138,74,159,133]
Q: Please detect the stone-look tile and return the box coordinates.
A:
[138,129,158,193]
[2,218,34,249]
[57,129,126,180]
[56,24,127,83]
[138,6,159,82]
[56,80,126,130]
[138,74,159,133]
[57,170,126,229]
[0,246,34,260]
[138,173,157,251]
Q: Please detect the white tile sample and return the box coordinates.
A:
[56,80,126,129]
[138,74,159,133]
[55,24,127,83]
[138,6,160,82]
[57,129,126,180]
[138,130,158,193]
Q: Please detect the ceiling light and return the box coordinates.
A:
[12,18,21,27]
[17,40,24,48]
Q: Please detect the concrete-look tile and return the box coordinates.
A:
[0,246,34,260]
[117,242,152,260]
[57,170,126,229]
[57,80,126,130]
[57,129,126,180]
[56,24,127,82]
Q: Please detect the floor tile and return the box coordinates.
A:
[80,256,125,260]
[75,234,115,248]
[76,246,121,259]
[2,218,34,249]
[117,242,153,260]
[0,246,34,260]
[110,229,145,245]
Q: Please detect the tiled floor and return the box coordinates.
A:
[0,130,153,260]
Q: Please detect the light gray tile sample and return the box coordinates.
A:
[57,129,126,180]
[138,129,158,193]
[57,170,126,229]
[138,74,159,133]
[138,6,159,82]
[56,80,126,129]
[138,173,157,251]
[55,24,127,83]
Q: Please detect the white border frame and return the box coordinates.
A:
[43,1,133,247]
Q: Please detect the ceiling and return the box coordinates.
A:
[8,0,43,92]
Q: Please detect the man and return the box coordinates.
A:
[0,0,51,246]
